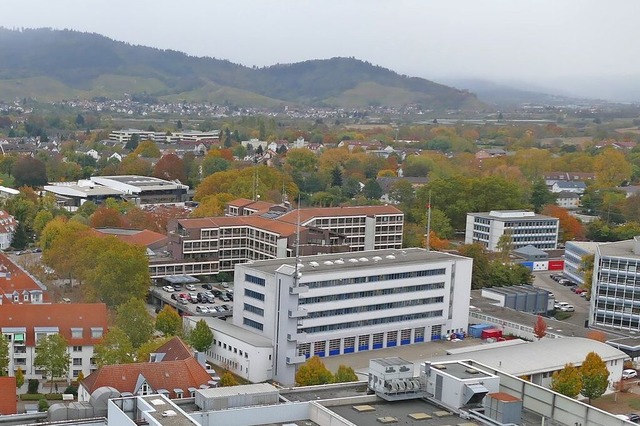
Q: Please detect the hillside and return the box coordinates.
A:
[0,28,482,110]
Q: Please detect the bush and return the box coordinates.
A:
[64,385,78,397]
[45,393,63,401]
[555,311,573,321]
[38,398,49,412]
[27,379,39,394]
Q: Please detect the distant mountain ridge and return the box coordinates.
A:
[0,28,483,110]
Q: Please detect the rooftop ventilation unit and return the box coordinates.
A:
[309,261,319,267]
[335,259,344,264]
[359,257,369,262]
[372,256,382,261]
[386,255,396,260]
[348,258,359,263]
[323,261,334,266]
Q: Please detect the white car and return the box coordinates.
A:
[185,284,197,291]
[554,302,575,312]
[623,369,638,379]
[162,286,175,292]
[221,282,229,288]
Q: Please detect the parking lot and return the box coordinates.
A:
[149,282,234,318]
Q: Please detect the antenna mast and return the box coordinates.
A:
[426,191,432,251]
[294,194,301,284]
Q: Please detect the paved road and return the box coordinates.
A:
[532,271,591,330]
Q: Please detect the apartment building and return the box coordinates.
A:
[109,129,219,144]
[150,204,403,278]
[233,247,472,385]
[465,210,559,252]
[589,236,640,332]
[0,303,108,381]
[277,205,404,251]
[0,211,16,250]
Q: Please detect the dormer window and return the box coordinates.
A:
[71,328,83,339]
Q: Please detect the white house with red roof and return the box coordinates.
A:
[0,253,47,305]
[0,303,108,381]
[78,337,212,402]
[0,210,17,250]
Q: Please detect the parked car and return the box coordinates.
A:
[172,284,182,291]
[177,298,188,305]
[202,283,212,290]
[556,302,575,312]
[627,413,640,423]
[196,306,210,314]
[221,282,229,288]
[623,369,638,379]
[558,278,571,286]
[185,284,197,291]
[162,285,175,292]
[220,295,230,302]
[212,289,222,297]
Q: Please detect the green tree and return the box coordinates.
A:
[38,398,49,412]
[12,156,48,187]
[94,327,134,367]
[34,334,71,392]
[220,371,238,387]
[295,356,334,386]
[11,224,29,250]
[496,230,514,261]
[78,237,150,308]
[15,366,24,388]
[581,351,610,403]
[189,320,214,353]
[201,157,231,177]
[551,363,583,398]
[334,365,358,383]
[115,298,155,349]
[362,179,383,200]
[125,133,140,151]
[530,178,556,213]
[155,305,183,336]
[330,166,343,187]
[0,334,8,375]
[33,210,54,239]
[133,140,161,158]
[581,254,595,298]
[458,244,491,289]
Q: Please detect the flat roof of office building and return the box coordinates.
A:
[242,248,467,275]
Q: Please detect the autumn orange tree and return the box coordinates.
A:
[542,205,585,242]
[153,153,186,182]
[533,315,547,340]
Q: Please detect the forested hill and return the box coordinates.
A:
[0,28,483,109]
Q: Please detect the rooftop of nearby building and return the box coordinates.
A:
[431,337,626,376]
[278,205,403,224]
[0,253,47,298]
[91,175,189,191]
[240,248,467,276]
[81,357,211,398]
[566,240,600,252]
[176,215,301,237]
[0,303,107,346]
[184,316,272,347]
[469,210,558,221]
[597,237,640,259]
[93,228,168,248]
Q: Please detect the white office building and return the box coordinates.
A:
[465,210,559,252]
[233,248,473,385]
[563,241,598,285]
[590,236,640,331]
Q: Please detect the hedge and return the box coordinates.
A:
[20,393,63,401]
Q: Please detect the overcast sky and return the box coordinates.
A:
[2,1,639,98]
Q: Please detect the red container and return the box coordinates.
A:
[481,328,503,340]
[548,260,564,270]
